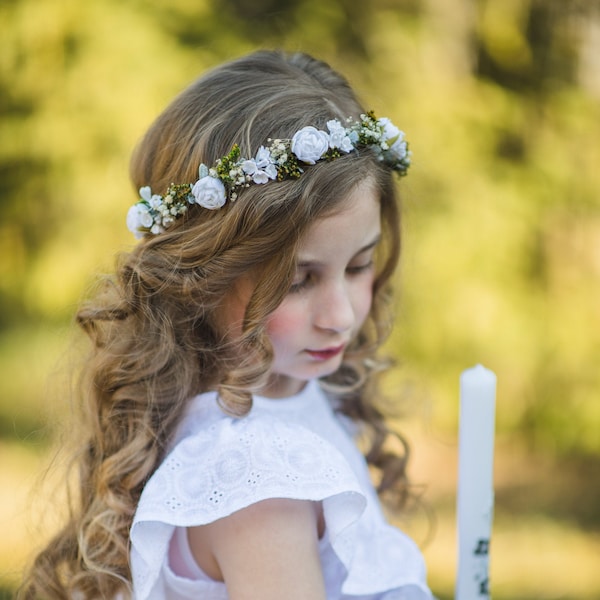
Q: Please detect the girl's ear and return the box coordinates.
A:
[215,276,255,340]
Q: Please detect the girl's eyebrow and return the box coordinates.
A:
[297,234,381,268]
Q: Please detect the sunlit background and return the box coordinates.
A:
[1,0,599,598]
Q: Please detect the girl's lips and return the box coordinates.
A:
[306,344,345,361]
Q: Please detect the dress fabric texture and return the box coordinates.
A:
[130,379,433,600]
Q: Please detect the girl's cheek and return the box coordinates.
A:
[265,301,306,340]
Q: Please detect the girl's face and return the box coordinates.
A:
[261,178,381,398]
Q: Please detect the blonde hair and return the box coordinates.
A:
[19,50,408,599]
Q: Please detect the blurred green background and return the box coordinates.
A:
[1,0,599,598]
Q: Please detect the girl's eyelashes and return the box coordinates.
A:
[346,260,374,275]
[289,272,313,293]
[288,260,375,294]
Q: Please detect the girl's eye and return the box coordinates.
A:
[346,260,374,275]
[289,260,374,293]
[289,272,312,293]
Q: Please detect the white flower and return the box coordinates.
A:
[378,117,399,139]
[126,203,153,239]
[241,159,259,177]
[326,120,354,153]
[252,170,270,184]
[241,146,278,184]
[191,175,227,209]
[265,163,277,179]
[139,186,163,209]
[291,126,330,164]
[149,196,162,210]
[241,162,269,184]
[229,166,246,186]
[389,139,408,161]
[378,117,407,160]
[254,146,273,168]
[347,129,359,145]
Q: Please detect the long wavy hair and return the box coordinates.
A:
[19,50,409,599]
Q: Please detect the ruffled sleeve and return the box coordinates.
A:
[130,413,367,600]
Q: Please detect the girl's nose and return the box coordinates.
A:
[313,282,355,333]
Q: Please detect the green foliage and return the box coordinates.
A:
[1,0,599,459]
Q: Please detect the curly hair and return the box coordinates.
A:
[18,50,409,599]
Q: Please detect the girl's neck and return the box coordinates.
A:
[256,375,308,399]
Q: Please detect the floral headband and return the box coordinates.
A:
[127,112,410,238]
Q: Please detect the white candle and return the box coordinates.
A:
[455,364,497,600]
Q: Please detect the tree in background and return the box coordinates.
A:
[1,0,599,456]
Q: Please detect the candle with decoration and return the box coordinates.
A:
[455,365,497,600]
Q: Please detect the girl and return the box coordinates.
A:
[20,50,433,599]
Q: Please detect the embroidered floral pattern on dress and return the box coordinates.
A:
[137,417,357,521]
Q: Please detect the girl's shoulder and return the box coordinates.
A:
[129,383,366,598]
[135,383,364,525]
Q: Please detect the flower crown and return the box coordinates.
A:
[127,112,410,238]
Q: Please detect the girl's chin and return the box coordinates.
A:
[261,355,344,398]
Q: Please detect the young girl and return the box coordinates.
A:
[20,50,433,600]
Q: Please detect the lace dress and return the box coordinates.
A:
[130,379,433,600]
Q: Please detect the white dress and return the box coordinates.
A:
[130,379,433,600]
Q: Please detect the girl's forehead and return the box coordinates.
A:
[295,181,381,260]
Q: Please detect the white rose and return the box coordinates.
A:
[389,139,408,161]
[139,205,154,228]
[127,203,152,239]
[191,175,227,209]
[339,136,354,153]
[291,126,330,164]
[378,117,400,141]
[378,117,407,159]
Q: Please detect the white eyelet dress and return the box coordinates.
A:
[130,379,434,600]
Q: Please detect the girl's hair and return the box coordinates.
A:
[19,50,408,599]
